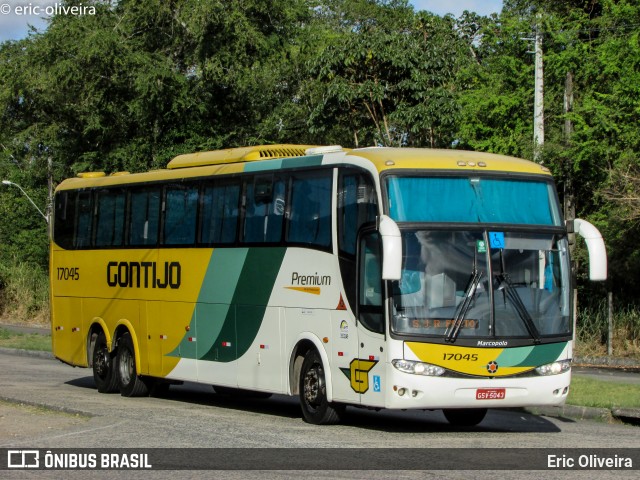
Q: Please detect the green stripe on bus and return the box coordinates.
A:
[514,342,567,367]
[199,248,249,304]
[200,247,287,362]
[244,155,323,173]
[168,249,249,359]
[494,346,534,366]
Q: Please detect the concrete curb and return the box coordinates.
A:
[522,405,613,422]
[574,356,640,371]
[0,346,53,359]
[0,323,50,336]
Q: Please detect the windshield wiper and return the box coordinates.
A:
[495,273,541,343]
[445,270,482,343]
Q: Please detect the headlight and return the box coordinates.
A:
[535,359,571,376]
[392,359,445,376]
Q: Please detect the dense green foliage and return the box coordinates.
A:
[1,0,640,322]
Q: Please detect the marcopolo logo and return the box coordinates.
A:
[107,261,181,289]
[477,340,508,347]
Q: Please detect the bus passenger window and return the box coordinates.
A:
[95,189,125,247]
[200,181,240,244]
[287,172,331,248]
[54,191,75,249]
[243,176,286,243]
[74,191,93,248]
[129,189,160,246]
[164,185,198,245]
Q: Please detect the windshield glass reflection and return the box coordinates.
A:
[391,230,571,341]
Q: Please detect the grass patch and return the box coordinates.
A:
[575,301,640,360]
[567,375,640,409]
[0,259,49,324]
[0,327,51,351]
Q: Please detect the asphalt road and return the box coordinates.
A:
[0,351,639,479]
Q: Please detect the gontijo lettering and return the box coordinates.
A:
[107,261,181,289]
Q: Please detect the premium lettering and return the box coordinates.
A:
[107,261,181,289]
[291,272,331,286]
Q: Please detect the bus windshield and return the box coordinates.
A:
[390,229,571,341]
[386,176,562,226]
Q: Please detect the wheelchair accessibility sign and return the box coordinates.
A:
[373,375,381,392]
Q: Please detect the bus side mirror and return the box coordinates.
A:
[379,215,402,281]
[574,218,608,281]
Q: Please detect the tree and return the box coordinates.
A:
[305,0,470,148]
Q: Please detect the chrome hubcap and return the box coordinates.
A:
[303,366,322,406]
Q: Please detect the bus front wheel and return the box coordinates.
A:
[443,408,487,427]
[116,333,149,397]
[92,331,119,393]
[299,349,344,425]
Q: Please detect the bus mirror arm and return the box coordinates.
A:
[574,218,608,281]
[379,215,402,281]
[565,219,574,234]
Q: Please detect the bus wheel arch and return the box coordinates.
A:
[87,318,110,368]
[289,340,315,396]
[289,337,333,398]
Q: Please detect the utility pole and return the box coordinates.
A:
[47,155,54,221]
[564,71,576,247]
[533,14,544,163]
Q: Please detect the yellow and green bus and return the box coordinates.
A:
[50,144,607,426]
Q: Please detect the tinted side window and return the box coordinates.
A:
[243,175,286,243]
[338,172,378,256]
[95,189,126,247]
[164,184,198,245]
[200,181,240,244]
[129,188,161,246]
[54,191,76,249]
[75,191,93,248]
[287,171,332,248]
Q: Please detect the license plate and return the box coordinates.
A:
[476,388,506,400]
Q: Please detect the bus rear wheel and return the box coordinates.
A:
[92,331,119,393]
[116,333,149,397]
[299,349,344,425]
[443,408,487,427]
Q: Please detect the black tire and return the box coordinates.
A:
[443,408,488,427]
[212,386,272,399]
[299,349,344,425]
[92,331,119,393]
[116,332,149,397]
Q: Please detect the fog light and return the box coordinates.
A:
[398,388,406,396]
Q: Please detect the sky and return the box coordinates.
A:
[412,0,503,18]
[0,1,504,43]
[0,1,52,42]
